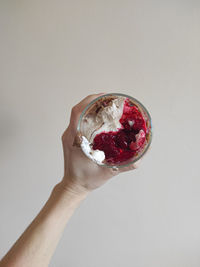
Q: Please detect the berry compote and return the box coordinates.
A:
[93,98,147,164]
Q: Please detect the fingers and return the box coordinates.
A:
[118,159,142,173]
[119,146,151,173]
[69,93,105,135]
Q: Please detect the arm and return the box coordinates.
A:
[0,181,88,267]
[0,94,139,267]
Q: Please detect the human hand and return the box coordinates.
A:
[61,94,140,193]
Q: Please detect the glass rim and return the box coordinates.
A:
[77,93,153,169]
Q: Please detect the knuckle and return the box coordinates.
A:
[61,133,65,142]
[133,163,139,169]
[72,105,77,112]
[86,94,95,100]
[71,105,78,115]
[61,129,68,142]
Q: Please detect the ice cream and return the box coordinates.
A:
[78,95,151,165]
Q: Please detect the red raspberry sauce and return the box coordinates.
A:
[93,99,147,164]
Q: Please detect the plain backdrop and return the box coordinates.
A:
[0,1,200,267]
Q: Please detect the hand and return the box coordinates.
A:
[61,94,140,193]
[1,93,141,267]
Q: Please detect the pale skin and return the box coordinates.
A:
[0,93,141,267]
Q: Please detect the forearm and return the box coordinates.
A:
[0,179,89,267]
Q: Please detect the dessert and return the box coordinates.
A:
[78,95,151,166]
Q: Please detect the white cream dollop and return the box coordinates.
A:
[80,136,105,164]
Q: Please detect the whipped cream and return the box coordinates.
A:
[80,96,126,164]
[80,136,105,164]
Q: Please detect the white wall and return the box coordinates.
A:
[1,1,200,266]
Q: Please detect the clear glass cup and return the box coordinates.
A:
[77,93,152,169]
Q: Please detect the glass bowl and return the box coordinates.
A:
[77,93,152,169]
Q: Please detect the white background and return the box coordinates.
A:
[0,1,200,266]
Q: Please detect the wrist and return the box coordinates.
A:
[55,178,90,199]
